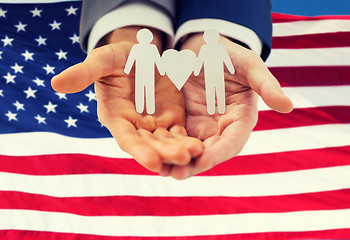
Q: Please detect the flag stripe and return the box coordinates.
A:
[272,12,350,23]
[272,32,350,49]
[258,86,350,111]
[272,19,350,36]
[1,189,350,216]
[1,209,350,237]
[1,124,349,157]
[270,66,350,87]
[1,165,350,197]
[265,47,350,67]
[2,229,350,240]
[1,146,350,176]
[255,106,350,131]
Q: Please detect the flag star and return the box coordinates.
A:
[33,77,45,87]
[13,101,25,111]
[85,90,96,101]
[44,101,57,113]
[49,20,61,30]
[11,63,24,73]
[24,87,37,99]
[30,7,42,17]
[55,92,67,100]
[5,111,17,121]
[35,35,47,46]
[35,115,46,124]
[66,6,78,15]
[55,49,68,60]
[0,8,7,18]
[21,50,34,61]
[1,35,14,47]
[69,34,79,44]
[0,51,3,59]
[0,89,3,97]
[64,116,77,128]
[3,72,16,84]
[43,64,55,74]
[15,21,27,32]
[77,103,89,113]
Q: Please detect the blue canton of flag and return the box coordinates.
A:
[0,1,111,138]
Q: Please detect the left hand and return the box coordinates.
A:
[168,34,294,180]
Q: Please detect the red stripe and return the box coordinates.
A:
[272,32,350,49]
[1,146,350,176]
[1,189,350,216]
[272,12,350,23]
[255,106,350,131]
[2,229,350,240]
[269,66,350,87]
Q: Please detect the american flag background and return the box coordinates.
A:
[0,0,350,239]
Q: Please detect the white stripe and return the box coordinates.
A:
[0,0,80,3]
[1,209,349,236]
[1,165,350,197]
[273,19,350,37]
[266,47,350,67]
[258,86,350,111]
[0,124,349,157]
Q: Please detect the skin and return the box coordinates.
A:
[51,27,293,180]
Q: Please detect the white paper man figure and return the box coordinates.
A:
[124,28,165,114]
[194,29,235,115]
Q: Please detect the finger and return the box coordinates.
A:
[153,127,173,140]
[108,117,162,173]
[138,129,191,166]
[51,44,129,93]
[170,125,204,158]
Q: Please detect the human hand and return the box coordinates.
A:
[51,27,203,175]
[167,34,293,180]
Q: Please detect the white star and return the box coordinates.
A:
[35,35,47,46]
[1,35,14,47]
[69,34,79,44]
[14,21,27,32]
[77,103,89,113]
[33,77,45,87]
[0,89,3,97]
[35,115,46,124]
[0,8,7,18]
[49,20,61,31]
[66,6,78,15]
[21,50,34,61]
[85,90,96,101]
[64,116,77,128]
[55,92,67,100]
[43,64,55,74]
[0,51,3,59]
[44,101,57,113]
[3,72,16,84]
[30,7,42,17]
[55,49,67,60]
[5,111,17,121]
[11,63,24,74]
[24,87,37,99]
[13,101,25,111]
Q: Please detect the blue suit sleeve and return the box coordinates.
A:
[176,0,273,61]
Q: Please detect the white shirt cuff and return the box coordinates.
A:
[87,0,174,52]
[174,19,263,56]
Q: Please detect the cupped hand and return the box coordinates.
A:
[51,28,203,176]
[168,34,294,179]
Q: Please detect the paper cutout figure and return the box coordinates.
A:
[194,29,235,115]
[124,28,165,114]
[124,28,235,115]
[162,49,196,90]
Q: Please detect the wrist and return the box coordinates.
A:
[99,26,164,51]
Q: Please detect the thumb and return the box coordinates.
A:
[51,44,129,93]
